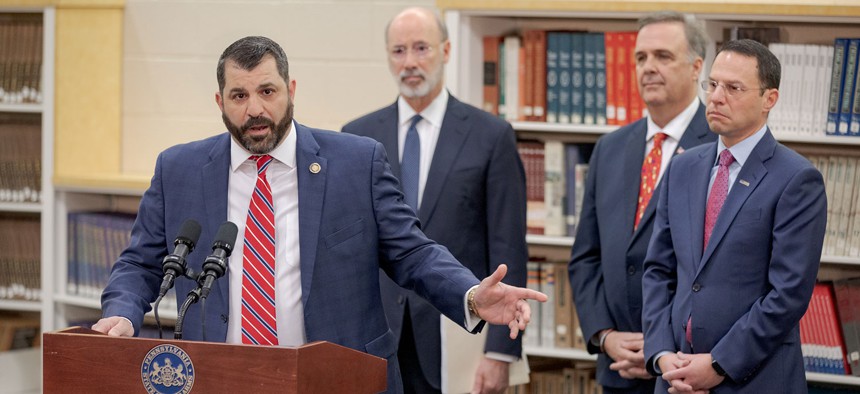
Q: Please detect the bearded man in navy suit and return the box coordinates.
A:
[92,35,546,394]
[342,7,528,394]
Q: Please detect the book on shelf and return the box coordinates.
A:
[827,38,851,136]
[723,26,781,47]
[482,36,503,116]
[833,277,860,376]
[800,282,850,375]
[839,39,860,136]
[545,32,561,123]
[0,113,41,203]
[0,213,40,302]
[518,140,546,235]
[0,312,40,351]
[805,153,859,258]
[0,13,43,104]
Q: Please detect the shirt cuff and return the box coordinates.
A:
[485,351,517,363]
[464,285,481,330]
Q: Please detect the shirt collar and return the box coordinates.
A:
[646,97,701,143]
[714,124,768,168]
[230,119,297,171]
[397,89,449,129]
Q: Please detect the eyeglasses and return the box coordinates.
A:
[701,80,762,97]
[389,43,434,60]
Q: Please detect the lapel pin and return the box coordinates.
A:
[676,147,685,155]
[739,179,750,186]
[309,163,321,174]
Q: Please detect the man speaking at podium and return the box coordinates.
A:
[91,35,546,394]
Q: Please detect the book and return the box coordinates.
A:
[839,39,860,135]
[826,38,850,135]
[482,36,503,115]
[546,32,561,123]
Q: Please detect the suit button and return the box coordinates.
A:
[398,295,405,304]
[692,283,702,292]
[220,314,228,323]
[627,265,636,275]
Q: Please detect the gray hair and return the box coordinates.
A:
[638,11,708,62]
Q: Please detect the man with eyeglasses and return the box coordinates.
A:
[569,11,716,394]
[642,39,826,393]
[342,6,527,394]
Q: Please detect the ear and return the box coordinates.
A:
[762,88,779,113]
[215,91,223,109]
[691,56,704,81]
[442,39,451,64]
[288,79,297,101]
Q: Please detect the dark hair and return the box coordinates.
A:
[216,36,290,93]
[717,39,781,91]
[638,11,708,61]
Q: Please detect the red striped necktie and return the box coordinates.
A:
[241,154,278,345]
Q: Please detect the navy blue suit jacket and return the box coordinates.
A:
[568,103,715,389]
[101,123,485,394]
[642,130,827,392]
[342,95,528,388]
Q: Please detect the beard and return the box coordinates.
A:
[223,100,294,154]
[395,62,443,99]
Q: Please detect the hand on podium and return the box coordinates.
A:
[92,316,134,337]
[472,264,548,339]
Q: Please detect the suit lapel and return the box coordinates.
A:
[690,146,716,269]
[624,121,647,245]
[698,131,774,273]
[204,134,232,307]
[420,97,469,226]
[374,104,401,179]
[295,124,327,306]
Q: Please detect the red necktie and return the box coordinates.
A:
[634,132,668,230]
[704,149,735,250]
[241,155,278,345]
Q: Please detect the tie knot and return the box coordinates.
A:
[251,155,274,174]
[653,132,668,146]
[718,149,735,167]
[409,114,422,129]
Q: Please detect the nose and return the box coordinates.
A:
[246,95,265,117]
[708,84,728,103]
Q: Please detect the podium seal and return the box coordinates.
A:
[141,344,195,394]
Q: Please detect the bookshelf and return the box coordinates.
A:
[440,0,860,388]
[0,6,53,393]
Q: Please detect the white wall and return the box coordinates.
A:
[121,0,433,174]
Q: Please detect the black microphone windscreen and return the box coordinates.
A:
[214,221,239,250]
[177,219,202,245]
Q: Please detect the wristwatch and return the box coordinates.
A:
[711,358,728,377]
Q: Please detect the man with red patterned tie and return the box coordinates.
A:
[568,11,715,394]
[642,39,827,393]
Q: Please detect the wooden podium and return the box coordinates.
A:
[43,327,387,393]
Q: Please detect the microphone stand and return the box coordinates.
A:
[174,283,202,340]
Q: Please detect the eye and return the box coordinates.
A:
[232,93,247,100]
[415,44,430,55]
[708,81,719,89]
[390,46,406,56]
[262,88,274,95]
[729,84,744,93]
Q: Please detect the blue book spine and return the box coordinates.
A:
[570,33,585,124]
[827,38,850,135]
[593,33,607,126]
[838,39,860,136]
[546,32,560,123]
[583,32,597,125]
[558,33,572,123]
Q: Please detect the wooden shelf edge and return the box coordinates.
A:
[53,174,149,195]
[0,299,42,312]
[1,0,124,9]
[437,0,860,18]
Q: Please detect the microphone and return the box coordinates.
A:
[159,219,202,297]
[198,221,238,300]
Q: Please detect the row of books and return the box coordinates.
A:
[518,140,593,237]
[67,211,136,299]
[802,282,851,375]
[0,312,39,352]
[507,360,601,394]
[484,31,644,127]
[0,113,41,203]
[0,13,43,104]
[809,155,860,258]
[825,38,860,137]
[0,214,40,302]
[524,260,587,351]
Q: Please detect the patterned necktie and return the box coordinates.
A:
[704,149,735,250]
[401,114,423,211]
[634,132,668,230]
[241,154,278,345]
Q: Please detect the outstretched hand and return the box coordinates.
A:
[473,264,548,339]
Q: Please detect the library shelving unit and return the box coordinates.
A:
[439,0,860,388]
[0,6,54,392]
